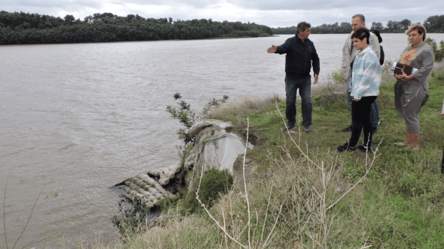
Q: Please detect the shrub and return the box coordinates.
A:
[111,197,152,240]
[176,168,233,215]
[425,38,444,62]
[166,93,228,144]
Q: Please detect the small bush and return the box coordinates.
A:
[112,197,152,240]
[166,93,228,144]
[178,168,233,215]
[312,73,347,110]
[332,69,344,84]
[381,60,396,83]
[425,38,444,62]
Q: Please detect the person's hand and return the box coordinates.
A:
[395,71,413,81]
[441,113,444,117]
[313,74,319,84]
[353,98,359,102]
[267,45,277,53]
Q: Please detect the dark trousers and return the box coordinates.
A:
[347,91,379,128]
[441,147,444,174]
[349,96,377,148]
[285,76,312,127]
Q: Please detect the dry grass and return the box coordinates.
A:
[128,144,378,248]
[432,61,444,74]
[71,65,444,248]
[312,73,346,103]
[124,102,380,249]
[381,60,396,83]
[208,95,281,122]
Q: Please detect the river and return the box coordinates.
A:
[1,33,444,248]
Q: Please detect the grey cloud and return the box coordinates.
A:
[2,0,443,28]
[232,0,439,12]
[119,0,221,8]
[12,0,103,10]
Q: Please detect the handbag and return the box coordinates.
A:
[394,63,413,75]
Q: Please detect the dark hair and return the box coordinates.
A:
[406,24,426,41]
[370,29,383,43]
[296,22,311,34]
[351,28,370,44]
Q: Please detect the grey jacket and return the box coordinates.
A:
[341,31,380,91]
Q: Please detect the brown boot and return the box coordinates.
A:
[406,130,412,144]
[394,130,411,146]
[410,132,419,150]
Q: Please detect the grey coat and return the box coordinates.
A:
[394,43,434,133]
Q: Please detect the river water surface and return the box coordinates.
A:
[1,33,444,248]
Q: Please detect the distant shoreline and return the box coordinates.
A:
[0,34,274,46]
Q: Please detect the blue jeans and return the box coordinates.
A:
[285,76,312,128]
[347,92,379,128]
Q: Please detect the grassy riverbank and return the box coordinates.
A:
[99,65,444,248]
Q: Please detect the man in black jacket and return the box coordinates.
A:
[267,22,320,133]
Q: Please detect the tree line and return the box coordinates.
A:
[0,11,273,45]
[272,15,444,34]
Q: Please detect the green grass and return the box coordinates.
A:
[111,70,444,248]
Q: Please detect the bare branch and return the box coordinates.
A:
[360,242,373,248]
[259,184,274,246]
[305,231,322,247]
[326,140,382,210]
[3,167,13,249]
[222,207,228,249]
[12,184,46,249]
[262,204,283,248]
[195,150,247,248]
[275,101,321,169]
[243,118,251,248]
[20,232,59,249]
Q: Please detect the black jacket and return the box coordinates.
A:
[275,35,320,79]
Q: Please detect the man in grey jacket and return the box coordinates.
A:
[341,14,380,132]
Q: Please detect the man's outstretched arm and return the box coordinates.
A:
[267,45,277,53]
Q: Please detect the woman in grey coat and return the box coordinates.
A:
[394,24,434,150]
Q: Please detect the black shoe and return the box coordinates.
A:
[358,145,373,154]
[337,142,356,152]
[441,148,444,174]
[284,125,295,132]
[285,122,295,130]
[342,125,353,132]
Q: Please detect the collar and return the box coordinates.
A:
[357,46,371,56]
[295,35,307,44]
[411,42,425,49]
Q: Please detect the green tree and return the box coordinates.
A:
[400,19,412,30]
[371,22,384,31]
[64,14,75,25]
[425,38,444,61]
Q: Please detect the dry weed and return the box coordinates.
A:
[208,95,281,121]
[381,60,396,83]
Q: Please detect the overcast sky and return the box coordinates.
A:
[2,0,443,28]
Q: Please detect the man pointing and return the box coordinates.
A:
[267,21,320,133]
